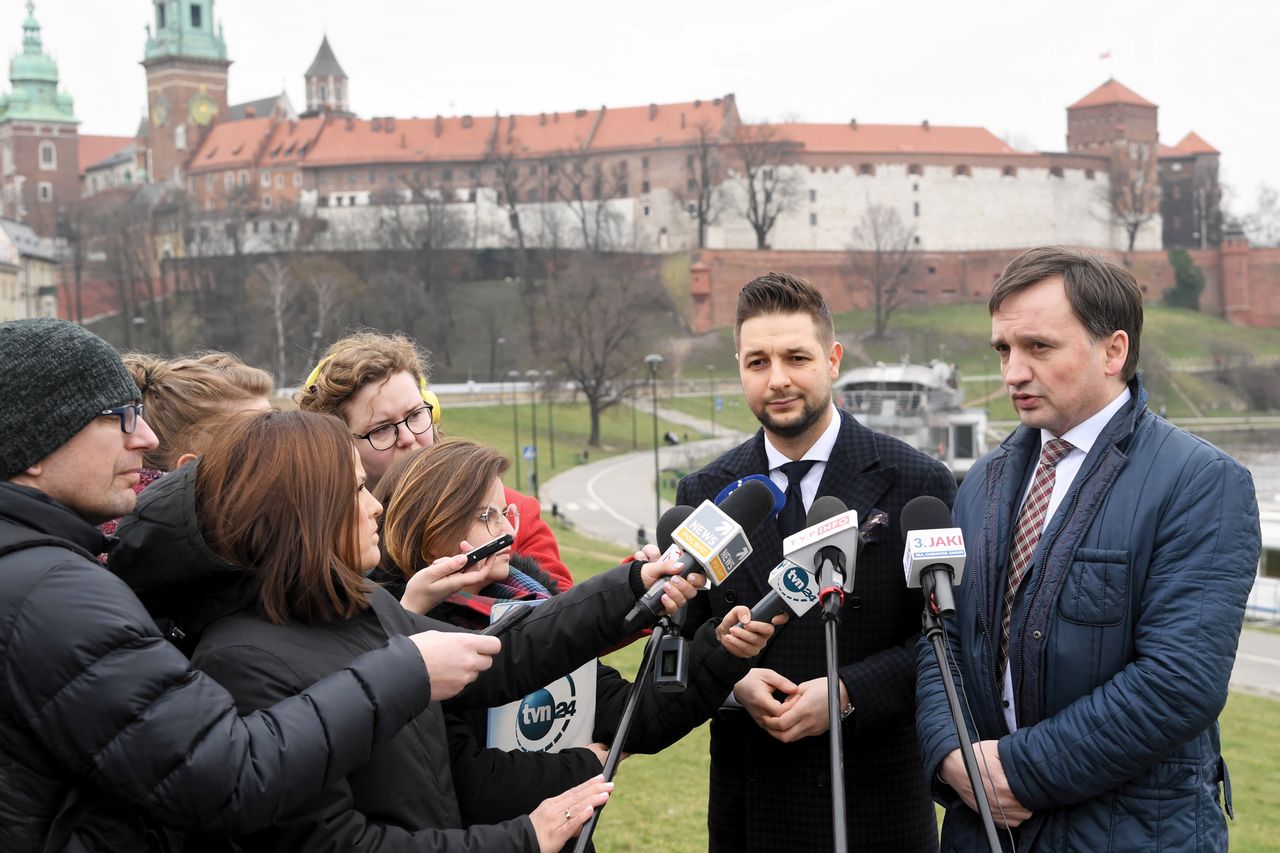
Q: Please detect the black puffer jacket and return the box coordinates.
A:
[110,462,669,852]
[0,481,432,853]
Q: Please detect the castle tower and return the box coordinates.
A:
[141,0,231,183]
[0,2,79,237]
[303,36,350,116]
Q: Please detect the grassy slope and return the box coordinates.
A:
[561,522,1278,852]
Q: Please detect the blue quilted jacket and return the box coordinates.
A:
[916,377,1260,852]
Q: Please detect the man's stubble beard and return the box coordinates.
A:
[753,394,830,441]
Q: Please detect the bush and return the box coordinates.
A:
[1163,249,1205,311]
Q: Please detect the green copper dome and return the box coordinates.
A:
[144,0,229,63]
[1,2,75,124]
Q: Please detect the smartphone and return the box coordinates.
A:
[464,533,514,566]
[480,603,533,637]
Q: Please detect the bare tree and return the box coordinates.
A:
[1108,141,1160,252]
[485,134,550,355]
[548,149,626,252]
[1243,183,1280,247]
[678,122,727,248]
[543,253,664,446]
[377,175,468,366]
[249,256,294,385]
[728,124,803,249]
[849,203,917,340]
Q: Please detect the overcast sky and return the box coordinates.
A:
[6,0,1272,212]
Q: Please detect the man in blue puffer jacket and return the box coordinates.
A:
[916,246,1260,852]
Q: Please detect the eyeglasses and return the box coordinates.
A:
[352,404,434,451]
[477,503,520,537]
[100,402,145,434]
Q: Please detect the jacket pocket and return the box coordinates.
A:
[1058,548,1129,626]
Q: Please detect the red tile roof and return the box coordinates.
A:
[78,135,133,174]
[491,109,601,157]
[1174,131,1218,155]
[260,117,327,166]
[1069,79,1156,110]
[188,117,275,172]
[1158,143,1183,158]
[303,115,496,166]
[765,122,1020,156]
[588,97,735,151]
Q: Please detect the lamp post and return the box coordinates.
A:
[707,363,716,438]
[507,369,521,488]
[631,377,639,450]
[543,370,557,469]
[526,369,541,499]
[644,353,664,530]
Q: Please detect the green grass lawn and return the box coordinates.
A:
[563,521,1280,852]
[441,400,709,493]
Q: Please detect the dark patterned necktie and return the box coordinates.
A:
[776,460,817,540]
[1000,438,1074,676]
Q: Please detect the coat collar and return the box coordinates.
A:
[0,481,110,557]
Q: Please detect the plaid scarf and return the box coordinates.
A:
[444,563,552,624]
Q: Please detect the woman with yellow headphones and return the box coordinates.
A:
[298,331,574,591]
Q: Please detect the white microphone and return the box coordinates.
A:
[783,496,860,593]
[744,559,823,624]
[623,479,776,632]
[901,495,966,617]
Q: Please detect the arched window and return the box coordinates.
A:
[858,163,875,176]
[953,164,972,177]
[38,141,56,170]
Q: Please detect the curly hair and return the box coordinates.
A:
[296,332,430,424]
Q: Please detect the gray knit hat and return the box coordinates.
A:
[0,318,141,479]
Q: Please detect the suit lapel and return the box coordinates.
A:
[818,412,896,523]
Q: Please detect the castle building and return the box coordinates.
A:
[0,2,78,237]
[302,36,351,117]
[141,0,231,183]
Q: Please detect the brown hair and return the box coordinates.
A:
[126,352,274,470]
[988,246,1143,381]
[196,409,370,625]
[375,439,509,579]
[734,271,834,347]
[297,332,429,424]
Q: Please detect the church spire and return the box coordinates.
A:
[0,1,75,123]
[304,35,350,116]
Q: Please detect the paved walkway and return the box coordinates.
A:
[1232,628,1280,699]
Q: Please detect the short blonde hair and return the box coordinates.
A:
[297,332,430,425]
[125,352,274,471]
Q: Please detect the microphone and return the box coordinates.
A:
[901,495,965,617]
[624,478,776,631]
[745,559,822,624]
[655,504,695,559]
[782,496,860,593]
[715,473,786,521]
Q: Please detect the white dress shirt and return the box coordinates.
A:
[763,405,842,515]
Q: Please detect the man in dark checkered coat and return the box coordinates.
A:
[678,272,955,851]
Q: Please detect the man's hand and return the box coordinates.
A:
[733,668,796,729]
[406,631,500,701]
[939,742,1031,827]
[638,557,704,615]
[760,676,849,743]
[716,606,787,659]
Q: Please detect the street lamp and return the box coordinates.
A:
[507,369,522,488]
[543,369,557,469]
[526,369,541,500]
[644,353,664,530]
[707,364,716,438]
[631,374,639,450]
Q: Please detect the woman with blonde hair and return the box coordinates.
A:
[111,410,704,852]
[99,351,273,539]
[298,330,574,590]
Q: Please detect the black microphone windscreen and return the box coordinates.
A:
[806,495,848,526]
[901,495,952,533]
[657,505,695,551]
[718,478,776,533]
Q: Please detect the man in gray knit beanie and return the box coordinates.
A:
[0,317,157,520]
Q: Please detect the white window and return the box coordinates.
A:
[205,174,214,191]
[275,173,284,188]
[175,124,187,151]
[38,141,56,170]
[37,182,53,202]
[239,171,249,188]
[262,194,272,209]
[292,172,302,187]
[261,172,271,188]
